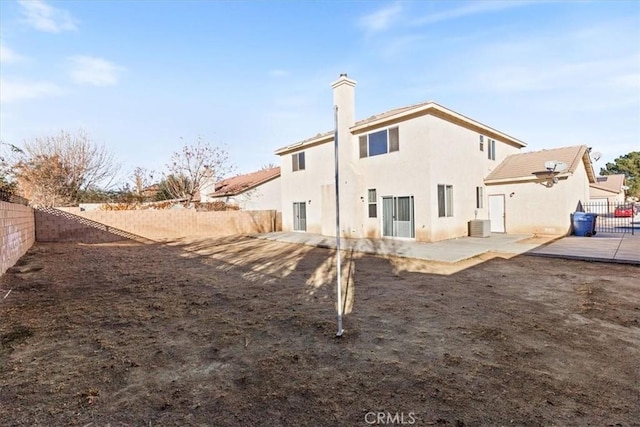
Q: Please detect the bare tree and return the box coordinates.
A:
[261,162,278,170]
[0,141,23,191]
[164,137,234,202]
[13,154,71,206]
[12,130,119,206]
[130,167,156,202]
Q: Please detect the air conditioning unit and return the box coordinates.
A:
[468,219,491,238]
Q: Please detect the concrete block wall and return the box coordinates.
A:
[35,208,134,243]
[0,201,35,275]
[35,208,282,243]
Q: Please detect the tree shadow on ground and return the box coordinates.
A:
[3,222,639,426]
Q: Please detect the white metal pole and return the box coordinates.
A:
[334,105,344,337]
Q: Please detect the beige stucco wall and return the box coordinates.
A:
[241,177,281,211]
[422,115,520,242]
[0,201,35,275]
[486,160,591,235]
[280,113,522,242]
[280,141,335,235]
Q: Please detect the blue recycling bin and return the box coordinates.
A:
[573,212,597,237]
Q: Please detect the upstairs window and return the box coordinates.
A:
[488,139,496,160]
[359,127,399,158]
[368,189,377,218]
[292,152,305,171]
[479,135,484,152]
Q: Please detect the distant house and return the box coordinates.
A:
[484,145,596,235]
[589,174,627,208]
[201,167,281,211]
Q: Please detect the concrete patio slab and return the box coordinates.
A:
[526,232,640,264]
[256,232,553,263]
[257,231,640,266]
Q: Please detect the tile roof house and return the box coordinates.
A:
[201,167,281,211]
[275,75,595,241]
[589,174,627,205]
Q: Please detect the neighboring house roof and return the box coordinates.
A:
[275,101,527,155]
[589,174,626,194]
[209,167,280,198]
[484,145,597,184]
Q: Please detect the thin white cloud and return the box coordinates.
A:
[411,1,536,26]
[68,55,124,86]
[609,73,640,90]
[358,2,403,33]
[0,77,64,103]
[0,44,27,64]
[270,69,290,78]
[466,39,640,95]
[378,34,428,59]
[18,0,78,33]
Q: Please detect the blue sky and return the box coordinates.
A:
[1,0,638,184]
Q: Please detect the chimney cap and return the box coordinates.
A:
[331,74,356,89]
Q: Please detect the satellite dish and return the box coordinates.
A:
[544,160,568,172]
[591,151,602,162]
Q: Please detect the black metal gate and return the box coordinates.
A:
[582,201,637,235]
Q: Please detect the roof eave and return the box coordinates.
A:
[350,102,527,149]
[485,172,572,185]
[589,184,620,194]
[581,148,597,183]
[274,133,334,156]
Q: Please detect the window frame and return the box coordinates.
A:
[359,127,399,158]
[487,139,496,161]
[476,186,484,209]
[367,189,377,218]
[438,184,454,218]
[292,151,305,172]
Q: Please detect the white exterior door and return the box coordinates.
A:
[489,194,505,233]
[293,202,306,231]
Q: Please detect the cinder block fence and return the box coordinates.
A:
[0,201,35,275]
[1,204,282,274]
[34,208,282,243]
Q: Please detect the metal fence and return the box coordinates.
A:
[582,201,637,235]
[0,188,29,206]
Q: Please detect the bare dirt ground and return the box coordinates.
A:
[0,236,638,426]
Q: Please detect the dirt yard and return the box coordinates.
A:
[0,236,638,426]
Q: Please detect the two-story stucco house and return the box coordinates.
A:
[275,74,532,242]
